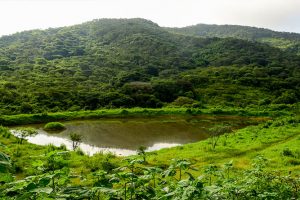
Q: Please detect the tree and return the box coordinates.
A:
[70,133,82,150]
[13,128,37,144]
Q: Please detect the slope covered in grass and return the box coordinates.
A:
[148,115,300,174]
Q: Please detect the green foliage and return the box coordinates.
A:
[85,153,118,172]
[1,113,300,199]
[172,96,197,107]
[0,106,292,127]
[0,19,299,114]
[0,152,11,173]
[208,125,232,149]
[0,18,300,199]
[44,122,66,131]
[167,23,300,54]
[12,127,37,144]
[69,133,83,150]
[75,147,85,156]
[1,154,300,199]
[137,146,147,163]
[282,148,294,157]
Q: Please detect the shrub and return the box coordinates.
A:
[172,96,196,107]
[85,153,118,172]
[0,126,11,138]
[46,144,57,152]
[76,147,85,156]
[186,108,192,114]
[120,109,129,115]
[286,158,300,166]
[282,148,294,157]
[44,122,66,131]
[101,160,117,172]
[58,144,67,151]
[294,150,300,159]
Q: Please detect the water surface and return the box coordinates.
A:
[11,115,265,156]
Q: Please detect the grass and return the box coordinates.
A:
[44,122,66,131]
[143,115,300,175]
[0,106,293,126]
[0,126,121,180]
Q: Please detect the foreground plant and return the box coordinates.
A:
[1,153,300,199]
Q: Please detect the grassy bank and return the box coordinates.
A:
[0,116,300,200]
[144,115,300,174]
[0,106,294,126]
[1,112,300,199]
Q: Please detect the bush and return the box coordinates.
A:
[46,144,57,152]
[85,153,118,172]
[286,158,300,166]
[101,160,117,172]
[120,109,129,115]
[44,122,66,131]
[76,147,85,156]
[282,148,294,157]
[58,144,67,151]
[172,96,196,107]
[0,126,11,138]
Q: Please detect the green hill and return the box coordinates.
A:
[166,24,300,54]
[1,19,300,199]
[0,18,299,114]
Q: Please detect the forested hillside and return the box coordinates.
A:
[0,18,299,114]
[1,18,300,200]
[167,24,300,54]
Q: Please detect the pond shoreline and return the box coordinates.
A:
[9,115,267,156]
[0,107,275,126]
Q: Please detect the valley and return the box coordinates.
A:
[0,18,299,199]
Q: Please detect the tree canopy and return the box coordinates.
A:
[0,18,299,114]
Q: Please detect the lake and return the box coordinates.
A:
[10,115,266,156]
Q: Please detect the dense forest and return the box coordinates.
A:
[167,24,300,54]
[0,18,299,114]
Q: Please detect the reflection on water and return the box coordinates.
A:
[27,132,138,156]
[10,115,264,156]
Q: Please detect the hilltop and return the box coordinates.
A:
[166,23,300,54]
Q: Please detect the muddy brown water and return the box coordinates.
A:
[11,115,267,156]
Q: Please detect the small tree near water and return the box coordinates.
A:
[14,128,37,144]
[208,126,232,150]
[70,133,82,150]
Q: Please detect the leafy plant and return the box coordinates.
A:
[137,146,147,163]
[0,152,11,173]
[208,125,232,149]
